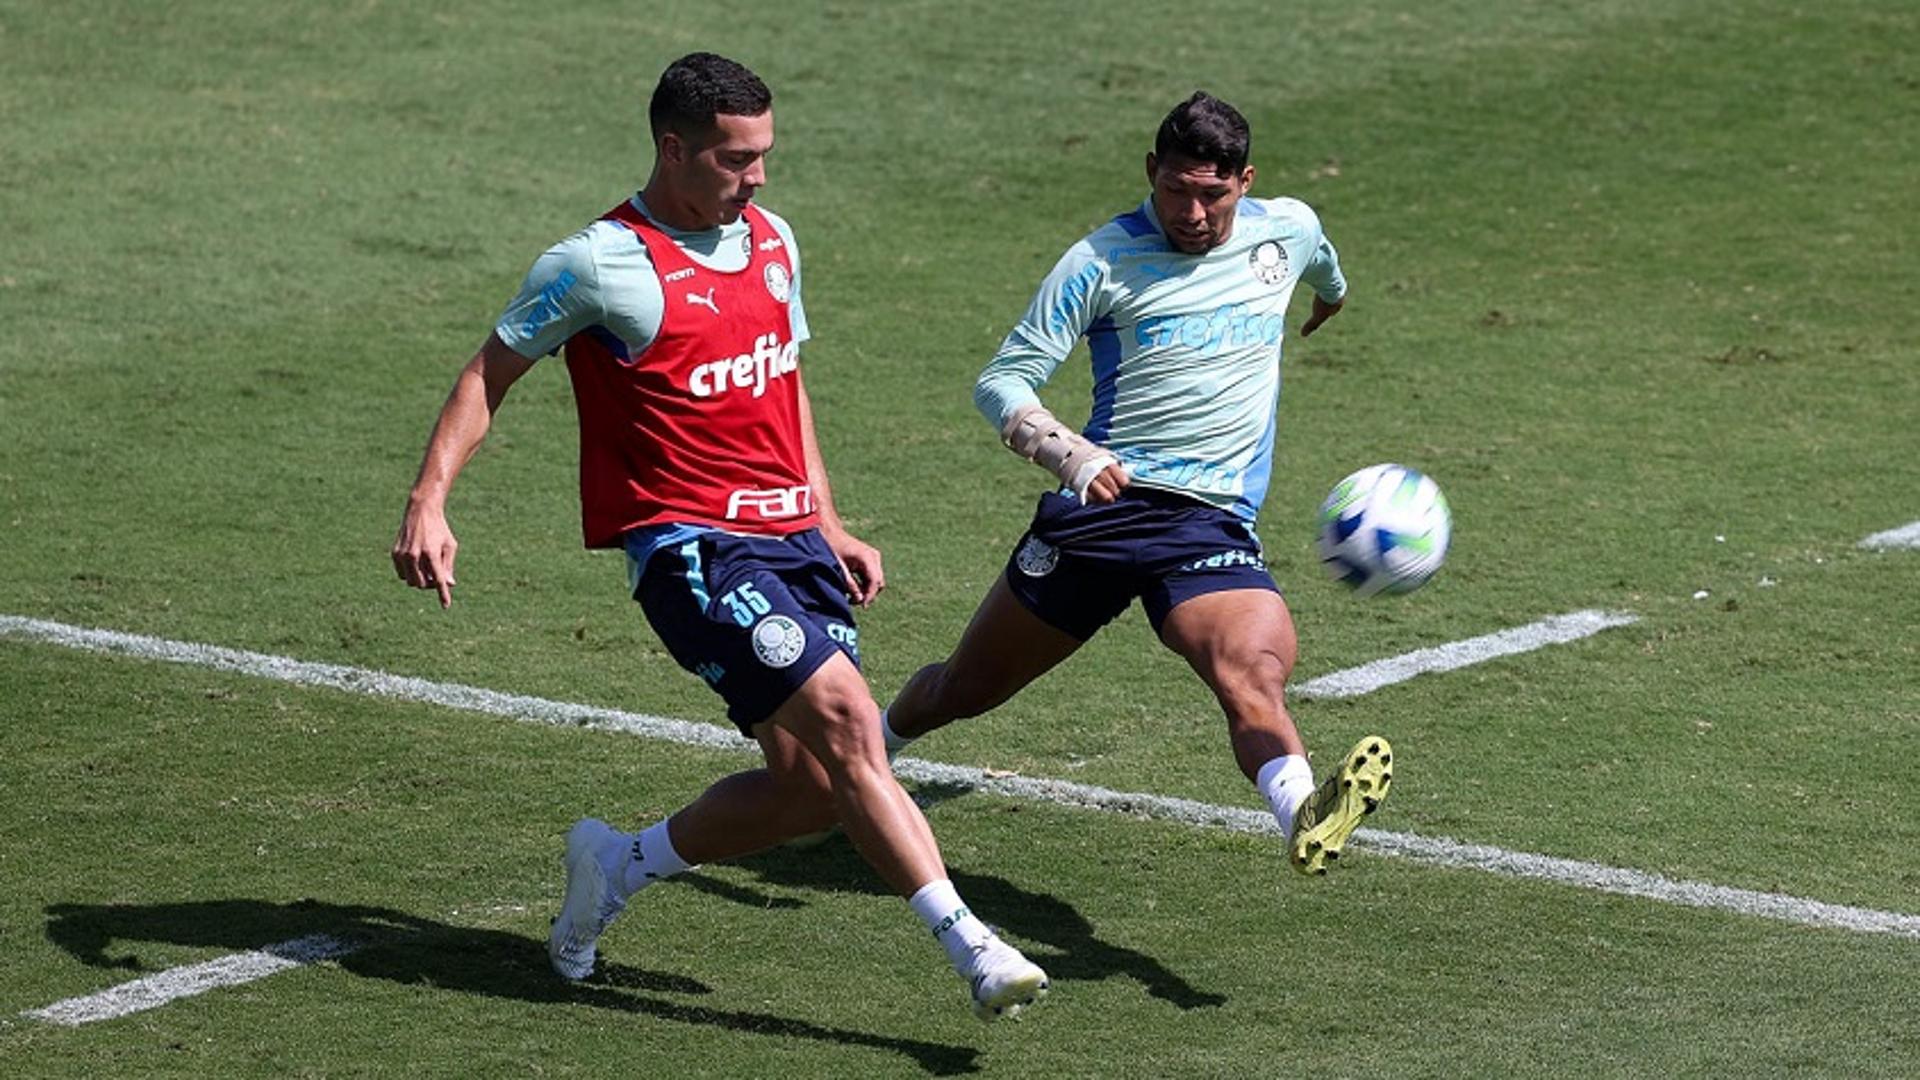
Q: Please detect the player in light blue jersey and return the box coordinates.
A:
[884,93,1393,876]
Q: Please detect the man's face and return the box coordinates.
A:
[666,110,774,227]
[1147,152,1253,254]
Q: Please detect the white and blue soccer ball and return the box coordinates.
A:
[1316,463,1451,597]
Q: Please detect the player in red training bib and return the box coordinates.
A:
[391,53,1047,1021]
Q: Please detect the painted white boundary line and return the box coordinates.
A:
[0,614,754,751]
[1859,520,1920,550]
[1292,609,1639,698]
[7,610,1914,1026]
[895,761,1920,940]
[23,935,356,1027]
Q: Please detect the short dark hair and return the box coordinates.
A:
[1154,91,1251,174]
[648,52,772,143]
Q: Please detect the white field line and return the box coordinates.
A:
[894,761,1920,940]
[8,611,1916,1027]
[1291,609,1639,698]
[0,614,754,751]
[1859,520,1920,550]
[22,935,357,1027]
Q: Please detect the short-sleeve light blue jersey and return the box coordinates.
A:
[491,195,809,571]
[493,194,808,360]
[976,195,1345,523]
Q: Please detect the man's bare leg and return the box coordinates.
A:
[1158,588,1391,874]
[885,575,1083,750]
[551,653,1049,1017]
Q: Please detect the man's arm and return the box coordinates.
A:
[391,332,537,608]
[797,376,884,607]
[1297,230,1348,339]
[997,399,1127,504]
[974,243,1129,504]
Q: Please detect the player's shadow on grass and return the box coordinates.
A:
[680,782,1230,1012]
[42,899,981,1076]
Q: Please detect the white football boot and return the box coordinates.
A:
[548,818,629,980]
[967,941,1051,1022]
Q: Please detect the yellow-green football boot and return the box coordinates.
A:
[1290,737,1393,875]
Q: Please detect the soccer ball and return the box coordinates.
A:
[1316,464,1451,596]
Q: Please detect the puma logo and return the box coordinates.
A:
[686,287,719,315]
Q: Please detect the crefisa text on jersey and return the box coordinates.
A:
[1135,302,1285,352]
[684,332,800,399]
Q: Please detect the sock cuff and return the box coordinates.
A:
[634,819,695,880]
[908,878,977,937]
[1256,754,1313,793]
[908,878,998,973]
[1258,755,1316,841]
[908,877,958,911]
[880,707,915,752]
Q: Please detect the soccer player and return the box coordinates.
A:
[880,92,1393,875]
[390,53,1047,1021]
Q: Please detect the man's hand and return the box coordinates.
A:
[1081,461,1131,505]
[1300,293,1345,338]
[389,336,535,610]
[824,528,885,607]
[1002,403,1127,504]
[392,501,459,608]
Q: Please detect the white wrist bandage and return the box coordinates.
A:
[1001,404,1118,501]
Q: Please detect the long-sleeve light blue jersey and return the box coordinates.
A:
[976,195,1345,523]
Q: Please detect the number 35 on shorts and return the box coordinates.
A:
[718,582,774,627]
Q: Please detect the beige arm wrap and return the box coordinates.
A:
[1001,403,1119,500]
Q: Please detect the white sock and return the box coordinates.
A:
[620,820,695,897]
[880,707,917,753]
[908,878,998,974]
[1257,755,1316,840]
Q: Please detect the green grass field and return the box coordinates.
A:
[4,0,1917,1075]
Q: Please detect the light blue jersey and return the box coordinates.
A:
[490,195,810,570]
[976,196,1345,523]
[494,194,808,360]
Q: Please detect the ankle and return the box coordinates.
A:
[1256,755,1315,838]
[908,879,998,974]
[880,707,918,753]
[621,820,694,896]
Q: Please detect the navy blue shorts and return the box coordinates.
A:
[629,527,860,735]
[1002,487,1279,641]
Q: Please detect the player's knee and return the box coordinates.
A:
[804,724,895,809]
[1252,644,1294,689]
[797,684,888,767]
[1213,646,1292,709]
